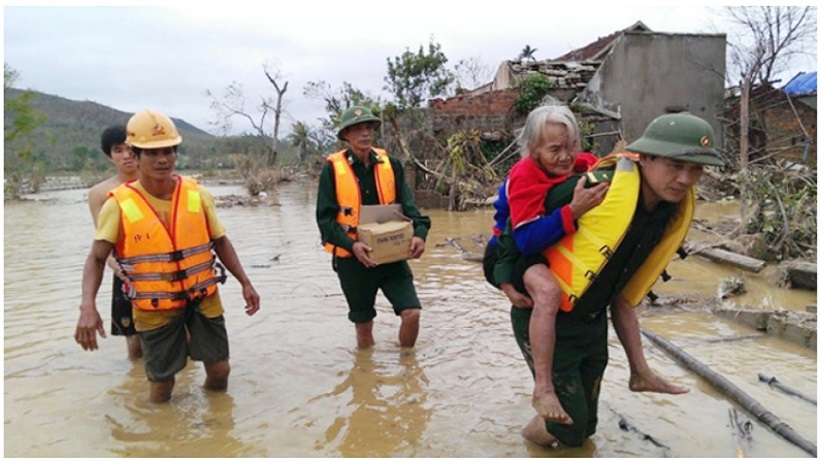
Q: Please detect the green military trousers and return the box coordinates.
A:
[510,306,609,447]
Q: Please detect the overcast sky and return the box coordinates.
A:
[3,2,817,137]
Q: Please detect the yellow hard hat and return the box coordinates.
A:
[126,109,182,149]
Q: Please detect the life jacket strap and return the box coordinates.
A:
[125,256,216,282]
[123,263,227,302]
[118,242,215,266]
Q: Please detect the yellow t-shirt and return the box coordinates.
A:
[96,180,227,331]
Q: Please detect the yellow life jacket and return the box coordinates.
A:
[110,176,225,311]
[544,155,694,311]
[324,148,397,257]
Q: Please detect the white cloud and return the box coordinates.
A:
[3,3,816,137]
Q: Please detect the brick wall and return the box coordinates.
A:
[723,85,817,167]
[763,98,817,167]
[429,89,521,138]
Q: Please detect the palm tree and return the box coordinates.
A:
[286,121,316,164]
[518,45,538,62]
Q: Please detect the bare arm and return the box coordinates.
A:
[213,235,260,316]
[610,295,688,394]
[74,239,114,350]
[88,185,122,275]
[610,296,651,374]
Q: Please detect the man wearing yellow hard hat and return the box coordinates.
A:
[74,109,261,403]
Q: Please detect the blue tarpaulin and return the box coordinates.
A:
[783,72,817,95]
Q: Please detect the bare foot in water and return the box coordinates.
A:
[532,391,573,425]
[522,415,559,447]
[629,370,689,394]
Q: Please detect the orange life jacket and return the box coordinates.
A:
[323,148,396,257]
[110,176,225,311]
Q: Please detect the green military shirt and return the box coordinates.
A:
[316,148,431,254]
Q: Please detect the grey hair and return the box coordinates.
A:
[518,101,581,158]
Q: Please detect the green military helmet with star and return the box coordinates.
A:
[626,112,724,167]
[337,105,381,141]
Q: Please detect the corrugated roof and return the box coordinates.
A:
[783,71,817,95]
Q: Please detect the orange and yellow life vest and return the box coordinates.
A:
[544,155,694,311]
[110,176,225,311]
[324,148,396,257]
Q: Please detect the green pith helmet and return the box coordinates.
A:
[337,106,381,141]
[626,112,724,167]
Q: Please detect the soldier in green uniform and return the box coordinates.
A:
[498,112,725,447]
[316,106,431,349]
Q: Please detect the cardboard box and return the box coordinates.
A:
[358,220,413,265]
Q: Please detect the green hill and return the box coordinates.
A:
[4,88,297,174]
[3,88,220,171]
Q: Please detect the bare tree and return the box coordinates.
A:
[206,63,289,167]
[721,6,816,227]
[303,80,380,143]
[206,82,276,161]
[453,55,494,93]
[264,64,288,167]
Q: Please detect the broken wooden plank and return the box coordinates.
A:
[685,243,766,273]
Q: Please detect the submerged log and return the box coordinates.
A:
[758,374,817,406]
[641,329,817,457]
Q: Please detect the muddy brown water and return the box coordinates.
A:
[4,182,816,457]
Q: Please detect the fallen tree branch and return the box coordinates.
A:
[487,138,519,168]
[728,407,753,457]
[641,328,817,457]
[758,373,817,406]
[615,411,671,452]
[385,110,415,162]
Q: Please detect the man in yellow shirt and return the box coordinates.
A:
[75,109,260,403]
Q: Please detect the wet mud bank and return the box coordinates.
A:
[714,306,817,350]
[649,293,817,351]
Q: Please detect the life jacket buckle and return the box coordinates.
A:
[160,269,188,281]
[170,250,185,261]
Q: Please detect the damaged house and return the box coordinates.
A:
[411,21,727,157]
[721,71,817,168]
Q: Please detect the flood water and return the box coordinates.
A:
[4,181,817,457]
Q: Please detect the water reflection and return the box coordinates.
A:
[3,184,815,457]
[105,364,251,457]
[313,350,431,457]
